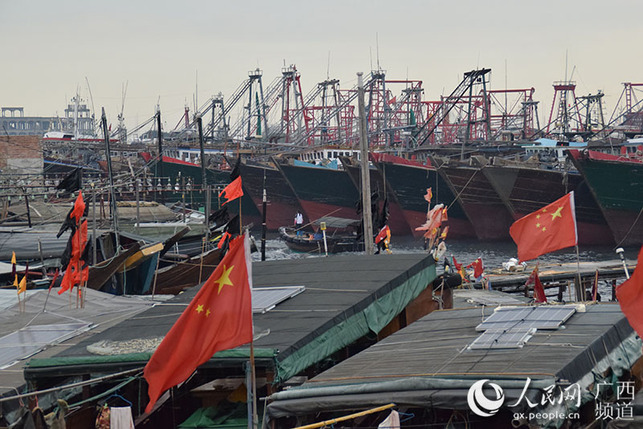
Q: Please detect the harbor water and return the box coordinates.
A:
[254,234,638,298]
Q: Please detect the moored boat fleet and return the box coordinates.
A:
[1,67,643,428]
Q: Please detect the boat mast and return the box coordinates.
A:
[358,72,374,255]
[156,108,165,204]
[101,108,120,250]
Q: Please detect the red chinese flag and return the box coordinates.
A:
[219,176,244,205]
[144,234,253,413]
[617,246,643,337]
[509,192,577,262]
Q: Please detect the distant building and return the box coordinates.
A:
[1,99,95,137]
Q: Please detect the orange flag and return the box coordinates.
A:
[18,275,27,295]
[144,233,253,413]
[424,187,433,203]
[70,190,86,223]
[616,246,643,337]
[525,266,547,303]
[219,176,244,206]
[58,220,88,295]
[509,192,577,262]
[11,251,17,287]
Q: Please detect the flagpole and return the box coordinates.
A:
[249,340,258,429]
[247,231,257,429]
[575,245,583,302]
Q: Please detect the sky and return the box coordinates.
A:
[2,0,642,137]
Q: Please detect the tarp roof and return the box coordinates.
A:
[266,303,640,427]
[25,253,437,385]
[0,289,157,395]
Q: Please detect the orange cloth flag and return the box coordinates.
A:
[70,190,86,223]
[424,187,433,203]
[509,192,577,262]
[525,266,547,303]
[11,251,17,287]
[58,220,89,295]
[616,246,643,337]
[219,176,243,206]
[144,233,253,413]
[18,275,27,295]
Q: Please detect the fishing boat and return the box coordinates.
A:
[235,158,305,231]
[278,216,363,254]
[568,149,643,246]
[150,246,222,295]
[370,153,476,239]
[140,152,262,227]
[432,156,515,241]
[273,156,361,225]
[339,156,412,236]
[480,160,614,245]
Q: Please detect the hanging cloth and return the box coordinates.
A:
[109,406,134,429]
[378,410,400,429]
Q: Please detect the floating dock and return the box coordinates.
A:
[478,259,635,296]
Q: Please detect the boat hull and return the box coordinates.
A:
[238,162,305,231]
[568,150,643,246]
[437,164,514,241]
[276,162,360,224]
[279,227,363,254]
[482,164,614,245]
[341,158,413,236]
[372,157,475,239]
[141,153,262,228]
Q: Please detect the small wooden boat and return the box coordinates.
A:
[86,242,142,291]
[150,246,223,295]
[278,216,364,254]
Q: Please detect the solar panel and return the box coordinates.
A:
[468,327,536,350]
[475,306,576,332]
[252,286,306,314]
[0,323,91,369]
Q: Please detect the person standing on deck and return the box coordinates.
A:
[294,211,304,236]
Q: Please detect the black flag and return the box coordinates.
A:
[229,157,241,181]
[208,205,230,227]
[56,168,82,193]
[224,214,241,236]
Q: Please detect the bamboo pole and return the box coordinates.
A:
[293,403,396,429]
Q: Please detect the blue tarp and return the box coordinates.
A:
[293,159,338,169]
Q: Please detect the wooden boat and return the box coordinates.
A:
[279,217,364,254]
[150,246,223,295]
[86,242,142,291]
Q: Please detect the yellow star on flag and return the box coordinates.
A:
[542,227,547,232]
[196,304,204,313]
[215,264,235,294]
[206,309,211,317]
[551,206,563,220]
[536,223,541,228]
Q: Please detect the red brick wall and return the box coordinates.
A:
[0,136,42,173]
